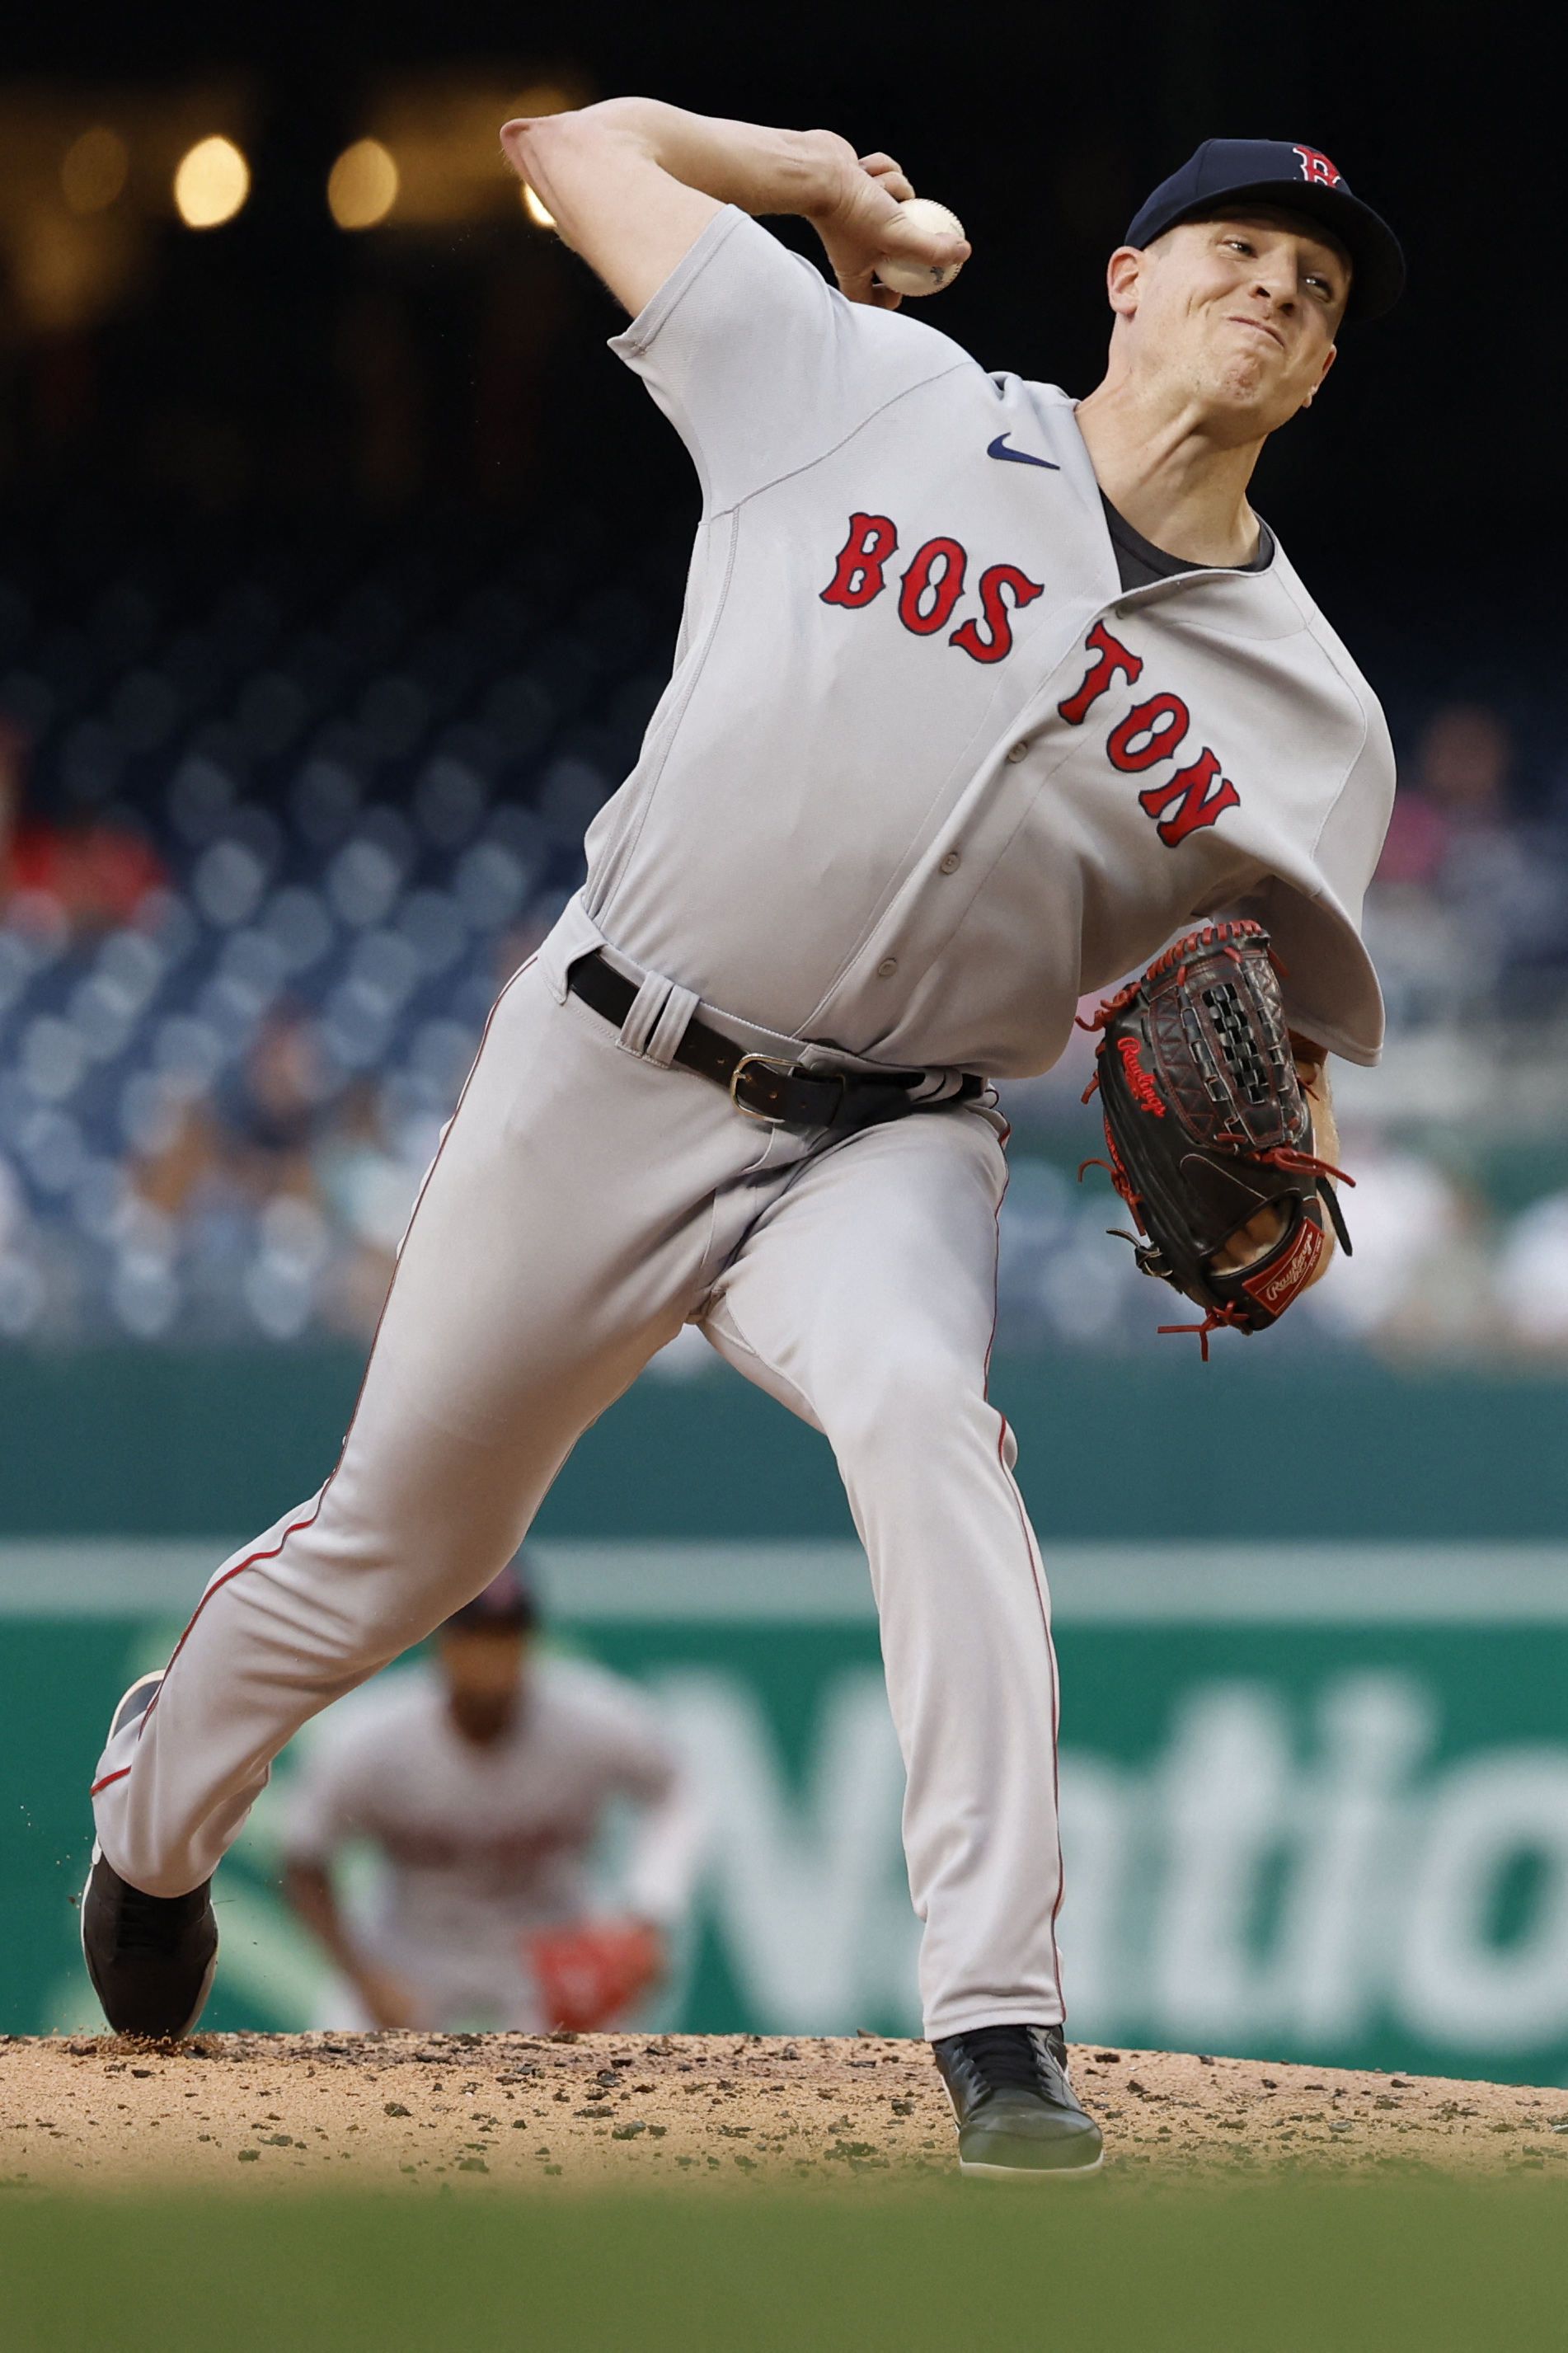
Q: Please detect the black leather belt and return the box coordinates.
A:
[567,951,980,1134]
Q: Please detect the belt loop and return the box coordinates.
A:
[616,972,674,1059]
[644,980,700,1068]
[614,970,700,1068]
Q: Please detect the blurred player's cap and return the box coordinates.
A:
[1124,139,1405,322]
[444,1552,541,1635]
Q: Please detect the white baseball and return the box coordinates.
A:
[875,197,966,298]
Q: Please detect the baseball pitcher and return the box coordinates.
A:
[84,115,1401,2176]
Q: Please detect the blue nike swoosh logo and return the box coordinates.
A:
[987,433,1059,470]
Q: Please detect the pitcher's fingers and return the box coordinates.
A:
[836,256,904,309]
[876,217,970,270]
[857,151,915,201]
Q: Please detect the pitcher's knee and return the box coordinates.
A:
[819,1349,997,1479]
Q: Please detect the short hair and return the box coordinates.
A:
[442,1552,540,1636]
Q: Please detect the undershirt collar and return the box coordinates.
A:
[1101,491,1275,593]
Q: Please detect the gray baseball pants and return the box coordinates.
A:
[92,932,1065,2041]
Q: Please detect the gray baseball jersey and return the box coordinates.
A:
[587,206,1392,1075]
[92,202,1396,2050]
[284,1657,703,1956]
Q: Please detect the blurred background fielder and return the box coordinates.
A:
[282,1555,703,2033]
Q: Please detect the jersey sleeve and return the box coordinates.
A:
[621,1763,707,1927]
[280,1724,366,1867]
[609,206,973,514]
[1226,710,1395,1065]
[566,1668,708,1923]
[1310,707,1397,938]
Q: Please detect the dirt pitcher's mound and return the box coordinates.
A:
[3,2033,1566,2193]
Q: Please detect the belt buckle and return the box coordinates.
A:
[729,1051,796,1120]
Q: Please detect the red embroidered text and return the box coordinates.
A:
[1118,1036,1165,1116]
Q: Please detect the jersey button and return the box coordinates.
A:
[939,851,961,874]
[876,956,899,979]
[1006,740,1029,763]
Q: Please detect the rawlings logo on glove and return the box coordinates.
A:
[1116,1036,1166,1116]
[1080,920,1353,1359]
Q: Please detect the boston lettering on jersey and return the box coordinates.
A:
[819,511,1045,667]
[822,521,1244,855]
[1058,618,1242,850]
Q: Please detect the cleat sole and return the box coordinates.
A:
[959,2149,1105,2178]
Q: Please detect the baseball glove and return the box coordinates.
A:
[525,1918,664,2034]
[1080,919,1352,1358]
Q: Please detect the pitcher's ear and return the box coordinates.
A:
[1105,244,1146,317]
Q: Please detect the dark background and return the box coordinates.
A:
[2,0,1560,714]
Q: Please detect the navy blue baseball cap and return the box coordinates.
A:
[1124,139,1405,322]
[444,1551,540,1635]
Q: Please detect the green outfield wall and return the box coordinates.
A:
[7,1537,1568,2089]
[2,1345,1568,1541]
[4,1348,1568,2087]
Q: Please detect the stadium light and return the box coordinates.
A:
[327,139,399,230]
[521,183,555,229]
[173,136,250,229]
[61,127,129,215]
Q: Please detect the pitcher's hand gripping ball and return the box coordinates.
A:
[875,196,966,296]
[1082,920,1353,1357]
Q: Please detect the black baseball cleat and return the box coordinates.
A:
[82,1674,218,2041]
[932,2024,1104,2177]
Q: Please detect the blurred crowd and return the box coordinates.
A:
[0,512,670,1344]
[3,520,1568,1366]
[1364,702,1568,1031]
[988,1140,1568,1365]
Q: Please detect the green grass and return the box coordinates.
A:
[2,2175,1566,2353]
